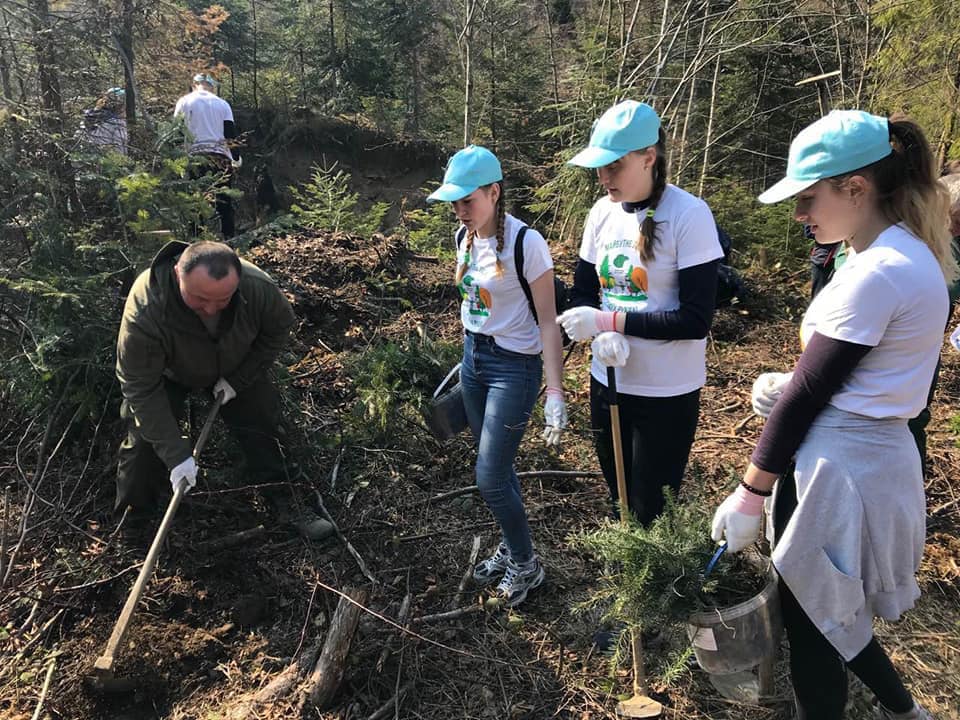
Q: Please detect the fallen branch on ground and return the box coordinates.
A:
[298,586,368,712]
[377,592,411,673]
[450,535,481,610]
[314,489,377,585]
[429,470,601,503]
[195,525,266,553]
[226,638,324,720]
[366,681,415,720]
[410,604,482,625]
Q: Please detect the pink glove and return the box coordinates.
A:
[556,307,619,342]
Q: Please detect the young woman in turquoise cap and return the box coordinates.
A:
[712,111,954,720]
[557,100,724,526]
[427,145,567,607]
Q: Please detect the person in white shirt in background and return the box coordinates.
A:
[712,110,955,720]
[174,73,240,238]
[427,145,567,608]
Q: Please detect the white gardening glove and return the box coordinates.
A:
[213,377,236,405]
[710,485,764,553]
[556,307,617,342]
[591,332,630,367]
[170,456,198,494]
[231,156,243,169]
[751,371,792,419]
[542,389,568,447]
[950,324,960,351]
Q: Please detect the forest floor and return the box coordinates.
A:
[1,228,958,720]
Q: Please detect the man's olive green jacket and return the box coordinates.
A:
[116,241,296,469]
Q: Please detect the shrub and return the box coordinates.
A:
[398,187,459,260]
[345,335,461,443]
[289,162,389,236]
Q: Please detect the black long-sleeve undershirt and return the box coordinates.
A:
[751,332,872,474]
[570,257,720,340]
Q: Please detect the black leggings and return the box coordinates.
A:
[774,473,914,718]
[189,153,236,239]
[589,377,699,525]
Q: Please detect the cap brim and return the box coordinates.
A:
[426,182,477,203]
[567,146,628,169]
[757,176,818,204]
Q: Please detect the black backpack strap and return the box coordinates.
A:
[513,226,538,323]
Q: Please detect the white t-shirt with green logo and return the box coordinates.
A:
[800,223,948,418]
[458,213,553,355]
[579,185,722,396]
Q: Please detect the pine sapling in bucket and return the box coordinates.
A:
[578,486,772,691]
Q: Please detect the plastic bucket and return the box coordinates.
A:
[424,364,468,440]
[686,568,782,675]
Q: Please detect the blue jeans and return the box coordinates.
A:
[460,332,542,564]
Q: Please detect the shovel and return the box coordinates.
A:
[607,366,663,719]
[88,393,224,692]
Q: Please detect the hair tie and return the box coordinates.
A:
[646,208,656,218]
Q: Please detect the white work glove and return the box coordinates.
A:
[542,389,568,447]
[591,332,630,367]
[751,371,792,419]
[710,485,765,553]
[170,456,198,494]
[950,324,960,351]
[231,156,243,169]
[556,307,617,342]
[213,377,236,405]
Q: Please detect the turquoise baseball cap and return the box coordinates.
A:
[758,110,892,204]
[568,100,661,168]
[427,145,503,202]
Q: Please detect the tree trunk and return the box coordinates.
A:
[410,46,420,134]
[120,0,136,123]
[489,15,496,145]
[299,45,307,106]
[250,0,259,110]
[1,7,26,103]
[541,0,562,131]
[462,0,476,147]
[28,0,76,213]
[677,3,708,184]
[328,0,336,67]
[698,32,722,197]
[614,0,641,97]
[0,32,12,101]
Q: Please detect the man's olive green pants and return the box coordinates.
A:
[116,376,291,510]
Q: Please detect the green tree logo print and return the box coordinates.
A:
[460,274,492,316]
[599,252,648,301]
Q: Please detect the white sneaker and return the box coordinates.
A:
[473,543,511,586]
[493,556,545,608]
[877,702,934,720]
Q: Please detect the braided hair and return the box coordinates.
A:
[493,182,506,277]
[636,128,668,262]
[454,182,506,283]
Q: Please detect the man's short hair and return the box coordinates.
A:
[177,241,242,280]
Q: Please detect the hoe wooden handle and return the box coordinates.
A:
[94,396,222,676]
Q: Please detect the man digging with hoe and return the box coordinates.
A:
[115,240,333,541]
